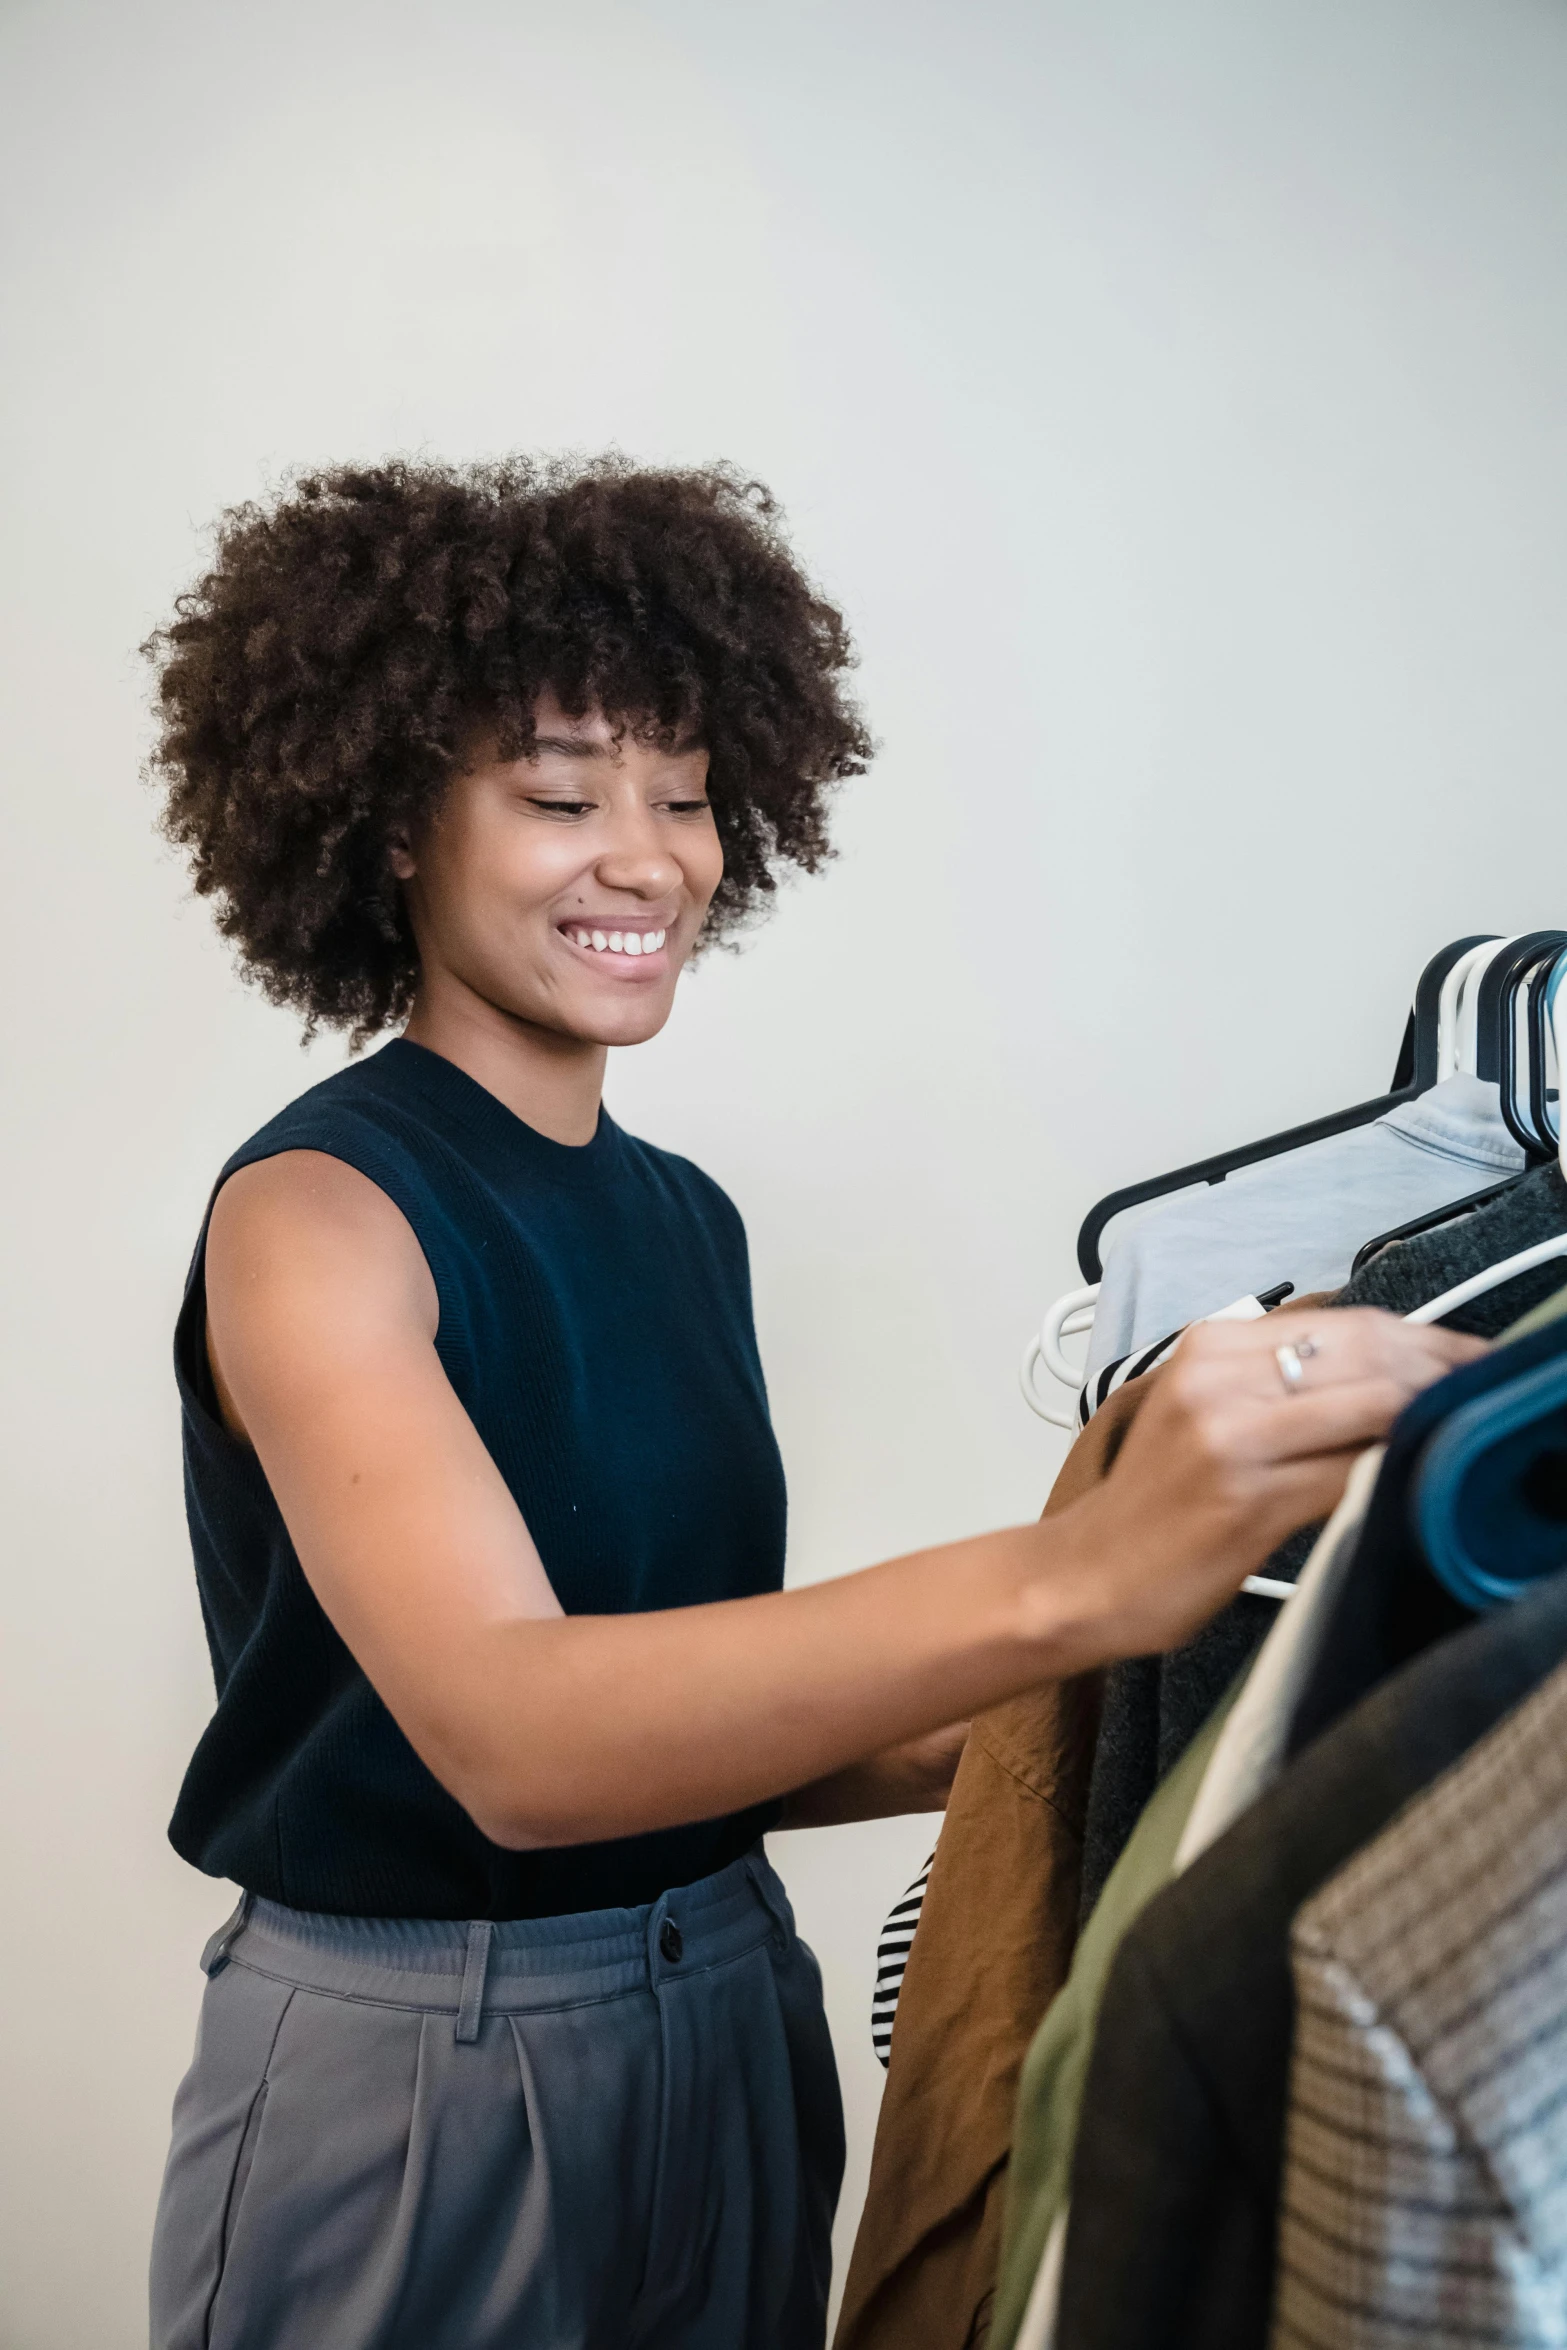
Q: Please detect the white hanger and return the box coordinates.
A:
[1405,1232,1567,1325]
[1434,941,1488,1081]
[1021,1287,1283,1435]
[1437,935,1518,1082]
[1019,1286,1099,1426]
[1436,940,1493,1080]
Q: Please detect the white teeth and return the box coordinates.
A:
[570,925,667,956]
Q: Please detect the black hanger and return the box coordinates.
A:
[1075,937,1497,1284]
[1474,931,1567,1158]
[1349,1175,1524,1278]
[1526,953,1562,1154]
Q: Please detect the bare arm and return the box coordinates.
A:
[205,1152,1481,1850]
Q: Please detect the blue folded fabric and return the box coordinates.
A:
[1289,1305,1567,1758]
[1416,1347,1567,1610]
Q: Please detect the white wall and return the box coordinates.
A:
[5,0,1567,2338]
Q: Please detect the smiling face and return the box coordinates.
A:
[390,693,724,1051]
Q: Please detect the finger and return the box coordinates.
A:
[1224,1376,1433,1463]
[1184,1310,1482,1404]
[1262,1336,1467,1406]
[1183,1305,1483,1370]
[1277,1307,1485,1377]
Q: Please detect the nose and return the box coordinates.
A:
[592,805,682,901]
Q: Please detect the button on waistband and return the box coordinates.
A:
[658,1918,684,1964]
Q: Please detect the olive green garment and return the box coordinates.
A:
[1504,1276,1567,1340]
[989,1682,1241,2350]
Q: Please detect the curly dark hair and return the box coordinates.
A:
[145,455,872,1040]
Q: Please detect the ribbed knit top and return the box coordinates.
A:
[169,1039,788,1920]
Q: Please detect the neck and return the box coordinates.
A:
[401,976,607,1146]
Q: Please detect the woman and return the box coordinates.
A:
[145,457,1474,2350]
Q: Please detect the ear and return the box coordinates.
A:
[388,836,417,882]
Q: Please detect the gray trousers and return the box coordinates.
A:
[150,1851,843,2350]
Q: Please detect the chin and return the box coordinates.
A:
[599,1008,676,1049]
[560,993,676,1050]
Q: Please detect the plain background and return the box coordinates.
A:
[5,0,1567,2338]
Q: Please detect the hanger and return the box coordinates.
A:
[1526,950,1564,1152]
[1019,1288,1099,1428]
[1474,931,1567,1155]
[1405,1233,1567,1328]
[1018,1281,1295,1428]
[1399,969,1567,1324]
[1073,938,1493,1284]
[1441,934,1514,1081]
[1434,938,1491,1082]
[1349,934,1560,1275]
[1349,1178,1524,1280]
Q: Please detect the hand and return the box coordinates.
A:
[875,1720,973,1812]
[776,1720,972,1827]
[1050,1306,1485,1664]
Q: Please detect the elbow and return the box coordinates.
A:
[451,1759,579,1852]
[465,1794,555,1852]
[419,1699,622,1851]
[416,1733,550,1850]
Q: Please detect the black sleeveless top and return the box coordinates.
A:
[170,1039,788,1920]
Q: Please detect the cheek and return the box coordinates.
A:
[685,824,726,909]
[466,816,589,916]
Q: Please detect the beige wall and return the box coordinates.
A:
[5,0,1567,2339]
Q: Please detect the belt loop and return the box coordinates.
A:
[455,1920,494,2044]
[744,1853,792,1949]
[200,1890,254,1979]
[646,1891,672,1980]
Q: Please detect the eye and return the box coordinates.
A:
[525,797,595,819]
[664,797,713,815]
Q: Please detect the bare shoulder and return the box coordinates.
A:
[206,1152,437,1440]
[210,1147,418,1264]
[211,1149,432,1304]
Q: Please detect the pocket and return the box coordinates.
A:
[150,1970,294,2350]
[768,1931,846,2217]
[218,2080,268,2284]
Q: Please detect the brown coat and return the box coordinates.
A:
[832,1386,1148,2350]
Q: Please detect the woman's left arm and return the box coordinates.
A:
[777,1721,972,1826]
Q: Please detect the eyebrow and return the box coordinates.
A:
[530,734,612,761]
[528,731,706,762]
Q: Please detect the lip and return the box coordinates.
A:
[556,921,673,979]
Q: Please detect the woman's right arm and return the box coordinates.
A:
[204,1151,1480,1851]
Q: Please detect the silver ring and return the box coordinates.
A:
[1274,1335,1320,1396]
